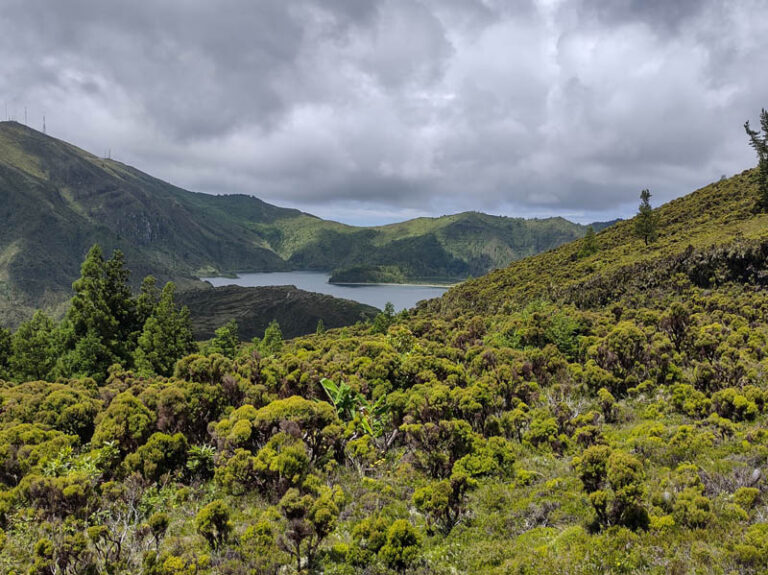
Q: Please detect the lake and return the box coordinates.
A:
[201,271,449,312]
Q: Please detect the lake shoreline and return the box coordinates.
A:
[329,281,458,288]
[200,271,449,312]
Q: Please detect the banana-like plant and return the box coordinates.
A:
[320,378,357,420]
[321,378,389,439]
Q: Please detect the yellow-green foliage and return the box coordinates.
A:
[0,168,767,573]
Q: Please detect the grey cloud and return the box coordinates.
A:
[573,0,709,31]
[0,0,766,225]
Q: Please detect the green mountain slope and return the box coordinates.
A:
[434,168,768,315]
[0,121,597,326]
[0,121,299,324]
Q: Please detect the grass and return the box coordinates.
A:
[437,168,768,315]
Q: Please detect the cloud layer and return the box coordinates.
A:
[2,0,767,224]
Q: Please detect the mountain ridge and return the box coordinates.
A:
[0,121,608,326]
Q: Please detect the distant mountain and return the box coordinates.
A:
[588,218,622,232]
[0,121,302,325]
[0,121,606,326]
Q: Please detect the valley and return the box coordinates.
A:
[0,121,601,329]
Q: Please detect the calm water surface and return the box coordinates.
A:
[202,271,449,312]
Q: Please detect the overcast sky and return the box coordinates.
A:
[2,0,767,225]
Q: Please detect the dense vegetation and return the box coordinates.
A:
[0,121,599,327]
[0,157,766,574]
[0,245,196,385]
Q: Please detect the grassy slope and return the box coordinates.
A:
[436,168,768,315]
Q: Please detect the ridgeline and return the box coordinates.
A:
[0,120,601,326]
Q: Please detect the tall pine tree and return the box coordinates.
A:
[104,250,136,358]
[133,282,195,376]
[634,189,658,246]
[9,311,59,382]
[60,246,137,380]
[744,108,768,211]
[135,276,161,328]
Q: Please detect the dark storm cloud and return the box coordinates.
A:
[574,0,708,31]
[1,0,766,224]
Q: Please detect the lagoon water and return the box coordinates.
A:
[201,271,449,312]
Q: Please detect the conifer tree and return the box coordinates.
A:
[207,319,240,359]
[104,250,136,357]
[0,327,10,380]
[54,328,116,382]
[63,246,136,378]
[578,226,599,258]
[9,311,58,381]
[372,302,396,334]
[260,320,283,355]
[135,275,160,328]
[633,189,658,246]
[133,282,195,376]
[744,108,768,211]
[68,245,116,341]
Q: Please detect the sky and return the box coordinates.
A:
[1,0,767,226]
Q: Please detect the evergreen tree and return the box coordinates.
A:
[744,108,768,211]
[578,226,599,258]
[135,275,160,328]
[9,311,58,381]
[207,319,240,358]
[53,327,116,383]
[633,189,658,246]
[104,250,136,357]
[260,320,283,355]
[372,302,396,334]
[0,327,10,380]
[65,246,139,373]
[316,319,325,335]
[63,245,141,378]
[133,282,195,376]
[68,245,116,342]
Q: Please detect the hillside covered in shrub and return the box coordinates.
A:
[0,165,766,574]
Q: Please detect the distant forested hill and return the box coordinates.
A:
[0,121,601,325]
[178,285,378,340]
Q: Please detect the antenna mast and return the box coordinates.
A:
[42,115,46,134]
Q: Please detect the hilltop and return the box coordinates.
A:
[0,121,598,326]
[0,121,298,324]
